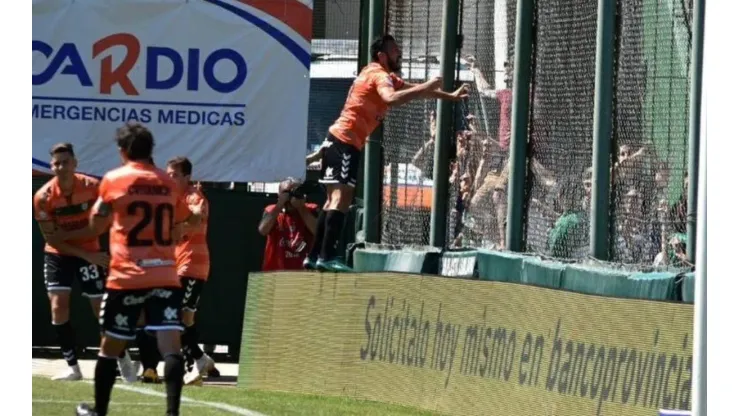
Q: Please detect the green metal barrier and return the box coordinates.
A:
[476,250,529,283]
[352,246,440,274]
[520,257,566,289]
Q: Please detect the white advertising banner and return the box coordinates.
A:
[32,0,313,181]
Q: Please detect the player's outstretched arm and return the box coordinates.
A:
[403,81,470,102]
[377,77,442,107]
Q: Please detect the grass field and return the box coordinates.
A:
[32,376,439,416]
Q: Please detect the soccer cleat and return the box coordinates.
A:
[316,259,353,273]
[75,403,98,416]
[303,257,317,270]
[140,368,161,384]
[183,369,204,386]
[51,365,82,381]
[194,354,216,376]
[207,366,221,378]
[118,351,138,383]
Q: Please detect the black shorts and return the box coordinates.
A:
[318,134,361,187]
[180,277,205,312]
[99,287,184,340]
[44,253,105,298]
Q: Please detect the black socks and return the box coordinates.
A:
[53,321,78,367]
[320,210,346,261]
[163,354,185,416]
[181,325,204,361]
[308,210,327,261]
[94,356,118,416]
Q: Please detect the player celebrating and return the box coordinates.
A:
[76,123,190,416]
[165,156,217,385]
[305,34,469,271]
[33,143,136,382]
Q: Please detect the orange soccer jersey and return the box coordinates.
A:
[328,62,405,150]
[93,162,190,291]
[33,173,101,254]
[175,186,210,280]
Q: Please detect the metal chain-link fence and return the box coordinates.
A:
[610,0,692,267]
[380,0,445,246]
[448,0,517,249]
[523,0,598,260]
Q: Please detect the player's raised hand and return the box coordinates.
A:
[87,252,110,268]
[190,197,207,217]
[452,84,470,101]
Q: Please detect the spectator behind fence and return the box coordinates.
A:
[258,178,318,271]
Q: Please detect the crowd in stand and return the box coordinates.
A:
[409,56,691,268]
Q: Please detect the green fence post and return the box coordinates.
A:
[354,0,370,201]
[429,0,461,248]
[686,0,705,264]
[362,0,386,243]
[589,0,618,260]
[505,0,535,252]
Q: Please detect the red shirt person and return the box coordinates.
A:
[258,179,318,271]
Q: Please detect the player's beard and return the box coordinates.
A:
[389,56,402,72]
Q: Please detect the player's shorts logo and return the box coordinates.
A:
[114,314,129,330]
[123,294,147,306]
[163,307,178,321]
[324,167,334,179]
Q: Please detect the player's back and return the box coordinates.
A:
[329,62,404,150]
[102,162,184,290]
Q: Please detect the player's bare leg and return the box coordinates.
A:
[181,310,215,385]
[157,329,186,416]
[316,183,354,272]
[48,290,83,381]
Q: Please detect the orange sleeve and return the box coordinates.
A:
[175,195,191,223]
[33,190,53,222]
[373,71,396,95]
[91,175,120,216]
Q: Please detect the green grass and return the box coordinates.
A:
[32,376,439,416]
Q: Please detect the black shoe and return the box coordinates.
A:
[207,366,221,378]
[75,403,98,416]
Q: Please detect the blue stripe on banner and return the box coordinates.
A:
[33,96,245,109]
[204,0,311,70]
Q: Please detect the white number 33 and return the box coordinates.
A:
[79,265,99,282]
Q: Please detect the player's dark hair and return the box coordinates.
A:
[370,35,396,62]
[115,122,154,161]
[49,142,75,157]
[166,156,192,176]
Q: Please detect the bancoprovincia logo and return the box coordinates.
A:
[32,33,247,127]
[240,273,694,416]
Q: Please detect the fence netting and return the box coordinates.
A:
[380,0,445,246]
[523,0,598,260]
[447,0,517,249]
[610,0,692,267]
